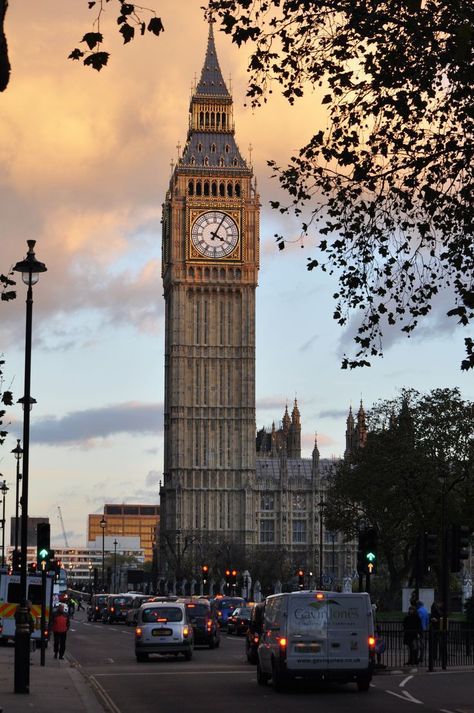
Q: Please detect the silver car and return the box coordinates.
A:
[135,602,194,662]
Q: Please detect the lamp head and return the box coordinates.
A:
[11,440,23,460]
[13,240,47,286]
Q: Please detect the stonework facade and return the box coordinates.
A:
[158,23,362,586]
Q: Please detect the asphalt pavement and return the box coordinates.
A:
[0,639,104,713]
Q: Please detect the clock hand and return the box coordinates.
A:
[210,214,226,241]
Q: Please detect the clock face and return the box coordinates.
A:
[191,211,239,258]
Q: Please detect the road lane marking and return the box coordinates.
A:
[90,675,122,713]
[400,675,414,688]
[94,670,254,677]
[386,689,423,704]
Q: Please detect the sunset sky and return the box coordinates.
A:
[1,1,471,547]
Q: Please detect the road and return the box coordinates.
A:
[67,612,474,713]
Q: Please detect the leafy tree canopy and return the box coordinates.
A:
[208,0,474,370]
[0,0,164,91]
[325,387,474,599]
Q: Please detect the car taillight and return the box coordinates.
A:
[110,607,115,612]
[207,620,212,631]
[279,637,287,648]
[183,626,189,638]
[368,636,376,649]
[135,627,142,638]
[95,606,99,611]
[44,629,48,637]
[253,634,259,644]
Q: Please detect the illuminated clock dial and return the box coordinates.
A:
[191,211,239,258]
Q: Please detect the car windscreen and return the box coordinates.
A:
[237,608,252,618]
[113,597,133,607]
[142,607,183,623]
[215,598,244,611]
[95,596,107,605]
[185,603,209,616]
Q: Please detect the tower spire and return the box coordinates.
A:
[195,18,230,97]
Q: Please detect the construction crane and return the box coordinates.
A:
[57,506,70,548]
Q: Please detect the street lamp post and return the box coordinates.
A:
[13,239,47,695]
[113,539,118,593]
[1,479,9,565]
[11,440,23,565]
[100,517,107,590]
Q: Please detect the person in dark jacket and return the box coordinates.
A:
[52,604,70,659]
[403,605,422,665]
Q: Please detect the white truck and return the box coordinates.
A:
[0,569,54,645]
[257,590,375,691]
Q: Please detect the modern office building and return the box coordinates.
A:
[88,504,159,562]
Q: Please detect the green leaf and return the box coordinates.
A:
[68,48,84,61]
[120,23,135,44]
[84,52,110,71]
[81,32,103,50]
[147,17,164,36]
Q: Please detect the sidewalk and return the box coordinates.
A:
[0,644,104,713]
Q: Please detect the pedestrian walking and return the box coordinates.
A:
[52,603,70,660]
[403,605,422,665]
[430,600,442,661]
[416,600,429,662]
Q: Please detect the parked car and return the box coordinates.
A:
[211,596,245,629]
[179,598,220,648]
[227,606,254,635]
[245,602,265,663]
[125,595,154,626]
[135,601,194,662]
[87,594,109,622]
[102,594,135,624]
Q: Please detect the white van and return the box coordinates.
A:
[257,590,375,691]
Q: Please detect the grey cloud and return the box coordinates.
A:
[318,408,348,420]
[145,470,162,487]
[20,402,164,447]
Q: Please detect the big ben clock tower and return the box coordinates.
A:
[160,21,259,567]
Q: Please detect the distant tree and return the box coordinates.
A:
[208,0,474,370]
[0,0,164,92]
[324,388,474,601]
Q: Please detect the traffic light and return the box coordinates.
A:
[201,564,209,583]
[11,549,21,572]
[358,527,377,575]
[225,568,231,587]
[28,561,38,574]
[423,533,438,571]
[36,522,51,569]
[298,569,305,588]
[450,524,471,572]
[231,569,237,586]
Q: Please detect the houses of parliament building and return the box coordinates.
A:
[158,20,366,586]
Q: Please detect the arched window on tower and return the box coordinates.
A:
[211,181,217,196]
[198,143,202,153]
[232,158,238,166]
[225,144,230,154]
[188,180,194,196]
[211,143,216,153]
[205,111,209,127]
[199,111,204,128]
[196,180,202,196]
[210,112,215,127]
[219,157,224,167]
[227,182,233,197]
[235,183,241,197]
[222,113,226,128]
[204,181,210,196]
[216,112,221,128]
[219,182,225,196]
[190,156,196,165]
[204,157,209,167]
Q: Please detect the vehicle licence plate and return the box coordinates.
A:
[152,628,172,637]
[294,643,321,653]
